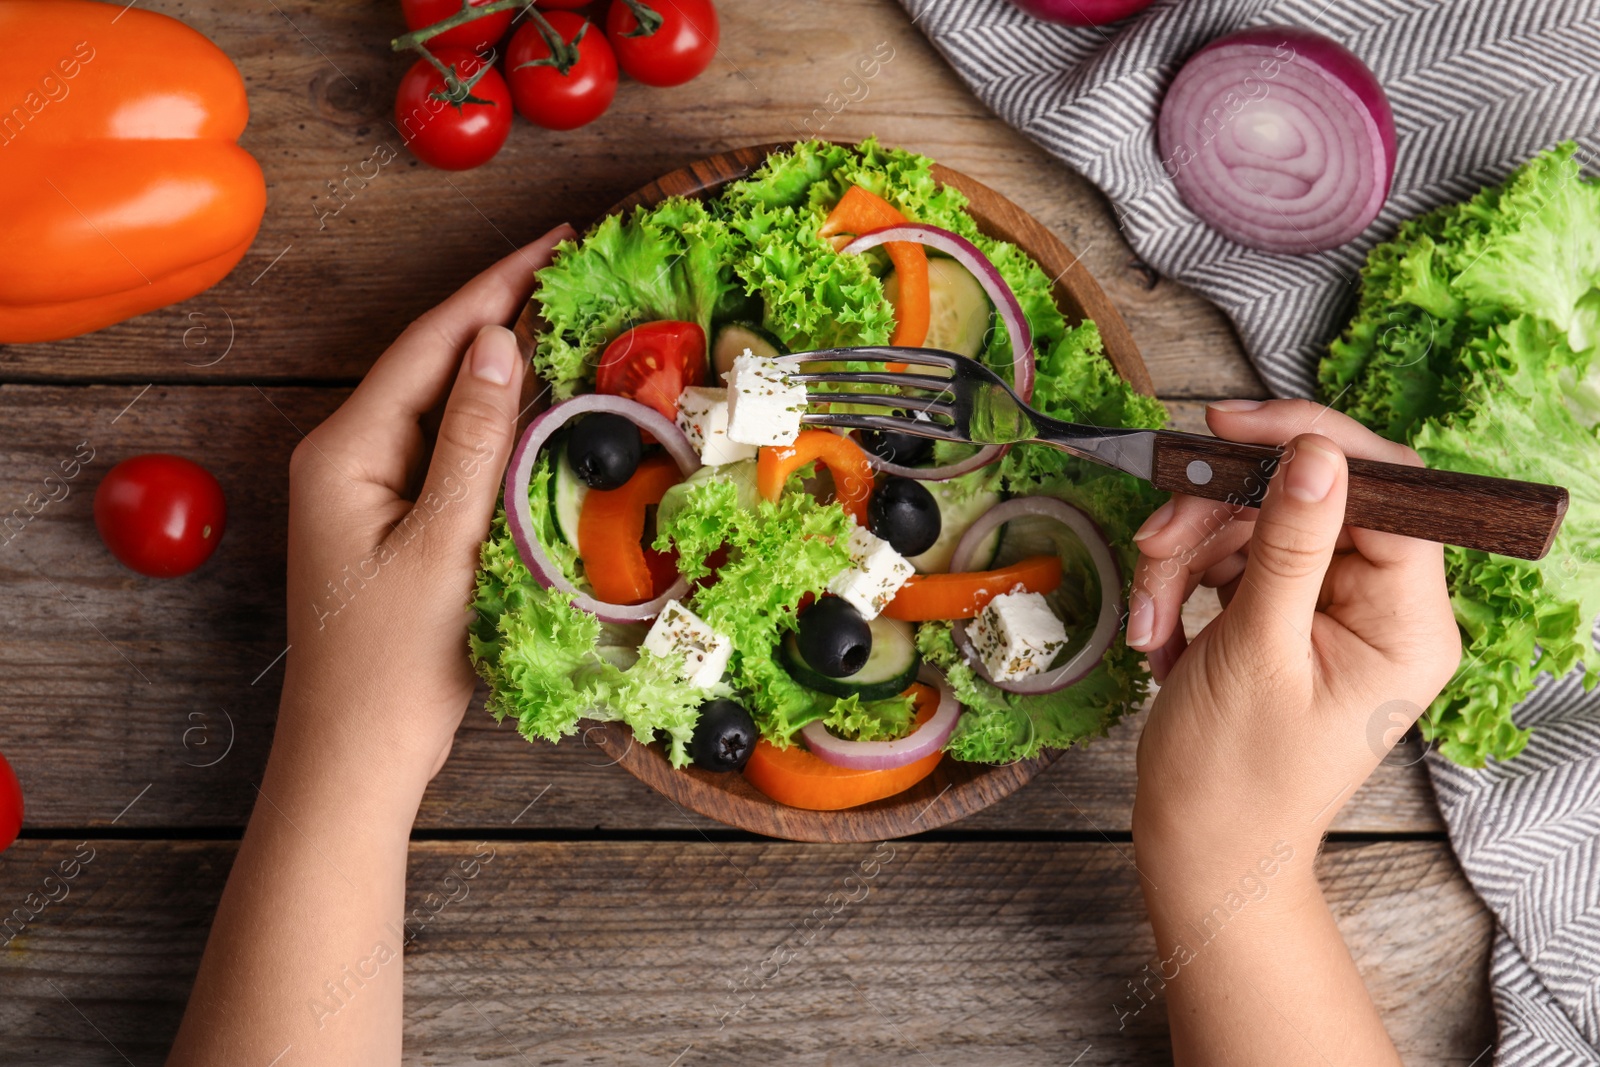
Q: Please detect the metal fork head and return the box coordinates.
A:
[778,346,1032,445]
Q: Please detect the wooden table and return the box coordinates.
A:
[0,1,1494,1062]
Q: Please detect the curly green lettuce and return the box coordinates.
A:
[532,197,742,397]
[470,514,703,766]
[1320,143,1600,765]
[652,467,857,743]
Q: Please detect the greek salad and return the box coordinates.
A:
[470,140,1169,811]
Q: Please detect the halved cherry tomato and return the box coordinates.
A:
[578,455,683,604]
[756,430,873,526]
[819,185,929,362]
[596,321,707,423]
[882,555,1063,621]
[742,684,943,811]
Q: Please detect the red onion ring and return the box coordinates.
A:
[503,394,701,624]
[1158,26,1395,254]
[948,497,1122,694]
[799,665,961,770]
[841,223,1037,482]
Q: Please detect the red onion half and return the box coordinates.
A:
[799,665,961,770]
[1158,26,1396,254]
[948,497,1122,694]
[503,393,701,624]
[841,223,1037,482]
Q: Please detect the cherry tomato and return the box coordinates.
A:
[401,0,515,53]
[94,454,227,578]
[605,0,718,88]
[535,0,591,7]
[595,321,707,422]
[0,750,22,853]
[505,12,618,131]
[394,48,513,170]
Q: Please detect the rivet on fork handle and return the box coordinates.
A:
[1149,432,1568,561]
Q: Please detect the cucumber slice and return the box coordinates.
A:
[780,615,920,701]
[906,483,1004,574]
[549,442,589,551]
[885,257,993,358]
[712,321,786,381]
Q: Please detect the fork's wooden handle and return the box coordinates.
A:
[1148,431,1568,561]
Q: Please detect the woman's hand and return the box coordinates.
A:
[276,223,573,800]
[168,225,573,1066]
[1123,399,1463,1067]
[1128,399,1462,864]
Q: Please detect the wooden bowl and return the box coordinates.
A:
[512,143,1154,843]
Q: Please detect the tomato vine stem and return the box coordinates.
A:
[391,0,585,102]
[619,0,664,37]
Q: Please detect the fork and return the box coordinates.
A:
[779,346,1569,562]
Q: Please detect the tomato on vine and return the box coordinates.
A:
[605,0,719,88]
[505,12,618,131]
[394,47,513,170]
[399,0,514,53]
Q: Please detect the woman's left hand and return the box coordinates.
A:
[276,224,573,797]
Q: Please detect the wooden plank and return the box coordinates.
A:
[0,0,1260,400]
[0,388,1444,833]
[0,839,1491,1065]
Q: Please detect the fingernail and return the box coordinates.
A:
[1207,399,1264,413]
[471,325,516,386]
[1126,590,1154,649]
[1285,439,1341,503]
[1133,500,1175,542]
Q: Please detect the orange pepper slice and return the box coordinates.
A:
[743,683,943,810]
[881,555,1063,622]
[819,185,930,364]
[577,454,683,605]
[755,430,873,526]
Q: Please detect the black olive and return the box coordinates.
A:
[858,426,934,467]
[796,597,872,678]
[689,698,758,773]
[868,476,941,557]
[567,413,642,490]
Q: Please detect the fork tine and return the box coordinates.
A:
[806,393,957,421]
[778,346,959,370]
[801,412,967,441]
[789,371,953,392]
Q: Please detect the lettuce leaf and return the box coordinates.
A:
[824,691,918,743]
[653,467,857,743]
[532,197,740,398]
[470,513,703,766]
[918,621,1149,761]
[1320,143,1600,765]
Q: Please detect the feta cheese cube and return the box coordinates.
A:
[725,350,806,447]
[642,600,732,689]
[969,589,1068,683]
[676,386,757,467]
[827,526,914,620]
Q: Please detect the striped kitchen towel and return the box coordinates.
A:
[896,0,1600,1062]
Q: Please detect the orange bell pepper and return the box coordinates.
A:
[578,455,684,604]
[819,185,929,364]
[742,683,944,810]
[0,1,266,343]
[756,429,873,526]
[882,555,1063,621]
